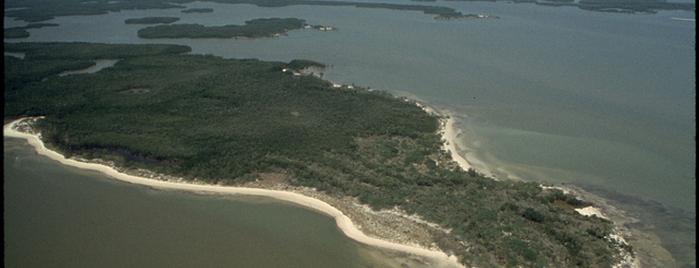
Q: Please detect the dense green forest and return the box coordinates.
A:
[5,42,630,267]
[137,18,306,39]
[4,23,59,39]
[125,17,180,24]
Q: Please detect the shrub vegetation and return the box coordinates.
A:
[5,42,628,267]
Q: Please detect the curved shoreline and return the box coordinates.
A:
[409,101,473,173]
[3,118,463,268]
[441,116,473,171]
[415,101,497,179]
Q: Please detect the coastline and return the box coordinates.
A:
[554,185,641,268]
[427,101,634,248]
[394,98,639,267]
[3,118,463,268]
[411,102,472,173]
[426,104,640,267]
[413,101,498,179]
[320,73,477,177]
[441,116,473,171]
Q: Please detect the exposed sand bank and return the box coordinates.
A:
[3,118,463,268]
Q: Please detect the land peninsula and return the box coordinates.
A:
[137,18,306,39]
[4,23,59,39]
[125,16,180,24]
[5,42,633,267]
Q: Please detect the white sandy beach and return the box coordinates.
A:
[3,118,463,268]
[410,101,472,173]
[441,116,473,171]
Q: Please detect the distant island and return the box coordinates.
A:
[4,0,693,23]
[125,17,180,24]
[435,13,499,20]
[4,23,59,39]
[137,18,306,39]
[5,0,483,22]
[431,0,695,14]
[5,42,633,268]
[181,8,214,13]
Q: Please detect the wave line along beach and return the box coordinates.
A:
[3,118,464,268]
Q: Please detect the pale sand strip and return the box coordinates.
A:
[574,205,640,268]
[540,185,609,219]
[410,101,472,172]
[4,118,463,268]
[441,116,472,171]
[574,206,609,219]
[670,17,695,22]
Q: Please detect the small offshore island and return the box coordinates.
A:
[4,0,490,23]
[417,0,695,14]
[181,7,214,13]
[4,23,59,39]
[137,18,306,39]
[3,0,693,24]
[125,16,180,24]
[5,42,634,267]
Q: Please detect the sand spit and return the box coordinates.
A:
[4,118,463,268]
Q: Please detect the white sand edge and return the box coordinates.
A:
[539,184,609,219]
[575,206,609,219]
[441,116,472,171]
[3,118,463,268]
[410,102,472,172]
